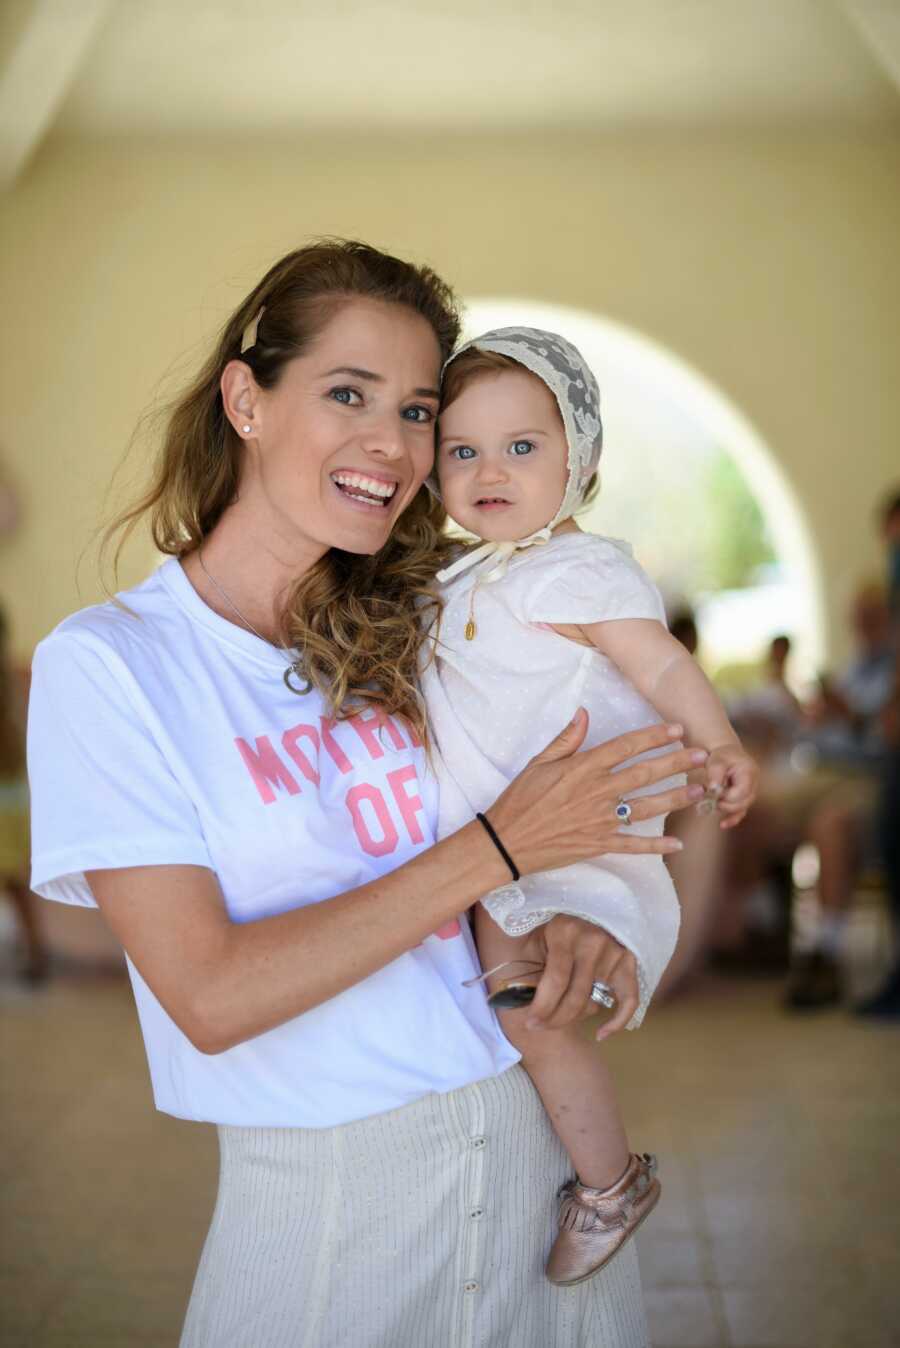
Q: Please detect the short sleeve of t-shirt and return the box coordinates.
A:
[522,535,666,628]
[28,629,214,907]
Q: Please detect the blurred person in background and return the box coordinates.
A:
[803,584,892,773]
[716,581,894,1009]
[667,607,698,657]
[781,579,894,1013]
[660,627,805,994]
[657,607,729,997]
[698,634,805,973]
[856,487,900,1018]
[0,603,46,983]
[728,634,803,756]
[785,580,894,1008]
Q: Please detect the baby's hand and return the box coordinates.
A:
[702,744,759,829]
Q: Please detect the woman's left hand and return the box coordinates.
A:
[524,914,639,1042]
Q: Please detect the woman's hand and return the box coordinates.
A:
[84,712,703,1054]
[487,708,708,878]
[524,914,640,1042]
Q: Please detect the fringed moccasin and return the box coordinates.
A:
[546,1152,660,1286]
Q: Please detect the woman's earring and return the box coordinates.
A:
[241,423,252,435]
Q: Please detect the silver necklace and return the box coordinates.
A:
[197,550,306,693]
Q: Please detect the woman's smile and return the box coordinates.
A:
[330,467,400,508]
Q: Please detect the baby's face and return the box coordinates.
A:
[437,370,568,541]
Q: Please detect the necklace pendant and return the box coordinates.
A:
[283,661,309,694]
[465,619,477,641]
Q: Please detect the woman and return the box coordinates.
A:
[27,240,703,1347]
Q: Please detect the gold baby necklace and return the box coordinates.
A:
[438,534,552,642]
[465,584,479,641]
[436,530,554,644]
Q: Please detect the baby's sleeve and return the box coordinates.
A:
[523,536,667,628]
[28,629,214,907]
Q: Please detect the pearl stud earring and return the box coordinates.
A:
[241,424,252,434]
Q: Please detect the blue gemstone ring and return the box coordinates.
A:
[615,798,633,825]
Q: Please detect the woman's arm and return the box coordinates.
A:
[87,715,705,1054]
[554,618,758,827]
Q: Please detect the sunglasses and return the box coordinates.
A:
[461,960,545,1010]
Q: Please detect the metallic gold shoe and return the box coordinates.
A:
[546,1153,660,1287]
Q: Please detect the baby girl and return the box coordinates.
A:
[421,327,757,1286]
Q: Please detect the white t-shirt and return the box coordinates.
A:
[28,558,518,1127]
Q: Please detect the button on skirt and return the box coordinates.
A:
[179,1064,648,1348]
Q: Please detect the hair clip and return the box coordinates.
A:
[240,305,265,354]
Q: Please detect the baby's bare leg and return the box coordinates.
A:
[474,904,631,1189]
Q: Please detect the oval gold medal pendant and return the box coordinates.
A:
[465,619,476,641]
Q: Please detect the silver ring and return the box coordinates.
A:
[590,980,616,1009]
[615,798,633,825]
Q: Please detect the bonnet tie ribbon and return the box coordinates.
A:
[435,528,553,586]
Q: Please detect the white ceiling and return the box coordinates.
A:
[58,0,900,134]
[1,0,899,186]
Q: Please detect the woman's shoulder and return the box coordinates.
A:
[36,563,179,669]
[30,564,205,744]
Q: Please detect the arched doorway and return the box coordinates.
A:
[463,299,825,684]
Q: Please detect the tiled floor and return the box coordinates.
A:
[1,960,898,1348]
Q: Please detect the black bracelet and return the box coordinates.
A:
[475,812,520,882]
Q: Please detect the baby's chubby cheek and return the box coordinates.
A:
[436,472,468,522]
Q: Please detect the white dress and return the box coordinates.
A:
[422,531,682,1025]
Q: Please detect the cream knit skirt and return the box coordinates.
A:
[179,1064,648,1348]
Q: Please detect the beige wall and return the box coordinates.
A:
[0,127,898,664]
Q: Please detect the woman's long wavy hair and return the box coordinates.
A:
[102,239,461,739]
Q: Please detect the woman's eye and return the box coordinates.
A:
[451,445,477,461]
[510,440,535,456]
[330,387,362,406]
[402,405,434,423]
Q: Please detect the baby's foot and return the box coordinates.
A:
[546,1153,660,1286]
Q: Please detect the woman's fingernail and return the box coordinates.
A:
[667,724,683,737]
[688,785,706,799]
[691,750,709,763]
[667,839,684,851]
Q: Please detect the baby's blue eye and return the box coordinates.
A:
[510,440,535,456]
[451,445,477,460]
[403,405,433,423]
